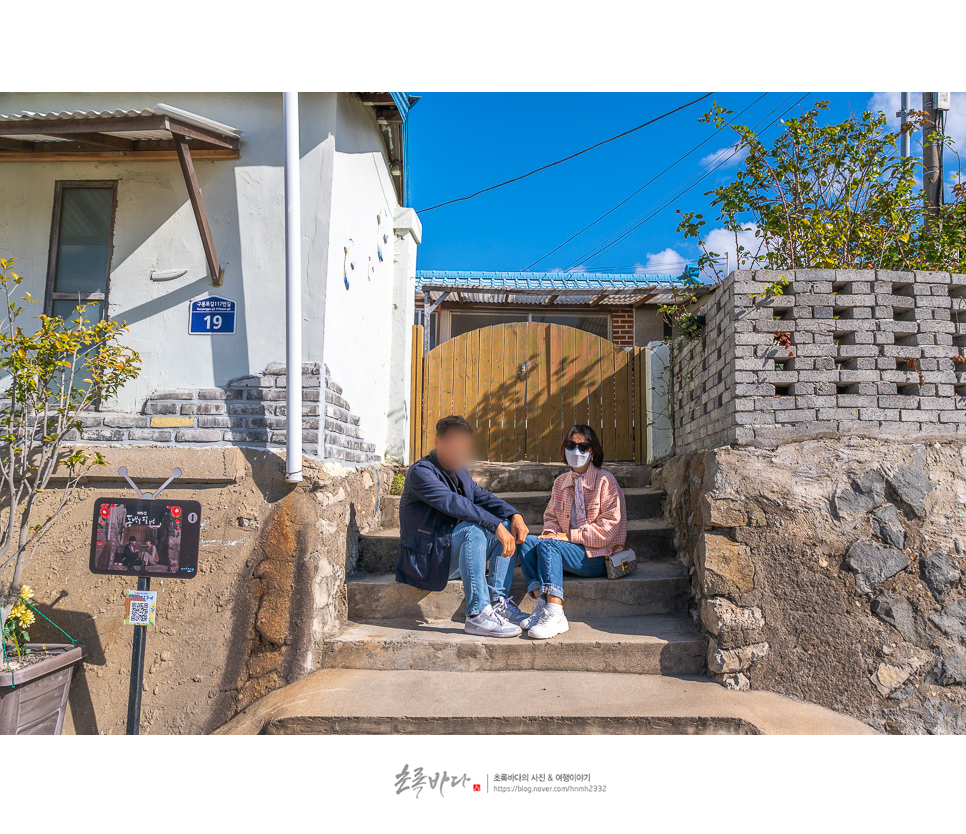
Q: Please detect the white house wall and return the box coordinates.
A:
[321,94,400,461]
[0,92,415,461]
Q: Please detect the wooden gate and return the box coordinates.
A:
[411,322,646,463]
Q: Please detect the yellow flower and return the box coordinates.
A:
[10,601,27,621]
[19,585,34,601]
[18,609,35,628]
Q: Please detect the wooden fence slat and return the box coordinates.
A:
[528,322,549,461]
[451,330,467,424]
[614,347,633,461]
[600,346,618,460]
[477,326,492,462]
[410,325,424,459]
[489,324,506,463]
[587,333,603,445]
[573,330,593,428]
[510,323,528,462]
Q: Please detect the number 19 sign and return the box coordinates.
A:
[189,296,236,335]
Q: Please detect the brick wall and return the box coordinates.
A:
[65,363,379,463]
[673,269,966,454]
[611,308,635,347]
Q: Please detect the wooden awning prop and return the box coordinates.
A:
[0,104,242,286]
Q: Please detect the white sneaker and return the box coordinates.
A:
[527,603,569,640]
[520,597,547,630]
[464,604,523,638]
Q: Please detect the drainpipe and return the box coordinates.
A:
[284,92,302,482]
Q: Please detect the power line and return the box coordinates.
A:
[417,92,714,213]
[568,92,800,269]
[567,92,811,270]
[523,92,769,271]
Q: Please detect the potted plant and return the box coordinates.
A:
[0,257,140,734]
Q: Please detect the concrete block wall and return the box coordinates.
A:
[63,363,379,463]
[673,269,966,454]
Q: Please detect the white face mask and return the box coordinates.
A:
[565,447,592,469]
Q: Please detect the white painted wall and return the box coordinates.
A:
[0,92,417,460]
[320,94,403,460]
[388,207,422,463]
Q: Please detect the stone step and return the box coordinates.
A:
[357,519,676,575]
[320,615,707,676]
[347,562,690,621]
[467,462,653,493]
[379,486,664,529]
[216,669,879,736]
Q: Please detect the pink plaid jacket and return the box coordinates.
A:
[542,463,628,559]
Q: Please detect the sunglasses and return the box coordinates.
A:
[565,441,592,453]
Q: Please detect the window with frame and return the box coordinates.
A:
[45,181,117,322]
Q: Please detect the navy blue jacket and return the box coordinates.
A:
[395,453,520,591]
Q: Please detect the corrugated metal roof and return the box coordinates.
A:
[0,104,242,138]
[416,270,691,291]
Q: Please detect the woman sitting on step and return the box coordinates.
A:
[519,424,628,640]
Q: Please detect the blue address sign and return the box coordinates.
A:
[189,296,236,335]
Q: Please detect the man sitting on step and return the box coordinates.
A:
[396,415,536,638]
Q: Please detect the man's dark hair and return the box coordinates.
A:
[560,424,605,468]
[436,415,473,437]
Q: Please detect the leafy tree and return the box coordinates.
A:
[678,101,966,279]
[0,257,140,634]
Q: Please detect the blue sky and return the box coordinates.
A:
[407,92,965,277]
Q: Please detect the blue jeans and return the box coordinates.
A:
[519,537,606,601]
[449,522,537,616]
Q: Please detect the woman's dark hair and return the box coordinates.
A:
[560,424,604,468]
[436,414,473,437]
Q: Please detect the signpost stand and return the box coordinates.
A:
[116,466,181,736]
[126,574,150,735]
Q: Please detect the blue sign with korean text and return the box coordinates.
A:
[189,296,236,335]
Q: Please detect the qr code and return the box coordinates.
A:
[129,601,151,624]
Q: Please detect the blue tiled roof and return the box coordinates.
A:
[416,270,689,291]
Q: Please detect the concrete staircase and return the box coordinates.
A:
[326,462,707,678]
[216,462,878,735]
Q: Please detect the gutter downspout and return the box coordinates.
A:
[283,92,302,483]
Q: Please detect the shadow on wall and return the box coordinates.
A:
[110,159,250,391]
[29,600,105,735]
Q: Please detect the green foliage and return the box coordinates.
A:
[750,276,790,301]
[658,268,705,344]
[0,257,141,627]
[677,101,966,279]
[390,472,406,495]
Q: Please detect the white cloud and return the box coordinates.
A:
[701,224,766,280]
[636,249,690,275]
[699,143,747,170]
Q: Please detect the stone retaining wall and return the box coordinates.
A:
[64,363,378,463]
[23,447,393,734]
[674,269,966,455]
[659,436,966,734]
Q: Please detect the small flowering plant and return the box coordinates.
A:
[2,586,35,658]
[0,256,140,635]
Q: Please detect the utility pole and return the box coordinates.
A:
[897,92,912,159]
[922,92,950,226]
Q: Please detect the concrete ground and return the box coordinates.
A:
[214,669,877,736]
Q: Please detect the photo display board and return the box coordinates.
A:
[90,498,201,578]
